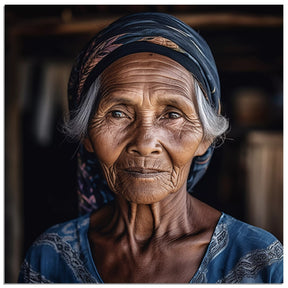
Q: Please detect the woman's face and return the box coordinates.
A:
[84,53,210,204]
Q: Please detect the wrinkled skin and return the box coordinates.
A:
[84,53,221,283]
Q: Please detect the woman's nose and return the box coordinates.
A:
[126,126,163,156]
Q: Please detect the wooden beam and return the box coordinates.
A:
[9,13,282,36]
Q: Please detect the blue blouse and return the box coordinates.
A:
[18,212,283,283]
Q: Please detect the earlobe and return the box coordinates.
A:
[195,138,212,156]
[83,137,94,153]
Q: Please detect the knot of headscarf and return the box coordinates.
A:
[67,12,221,215]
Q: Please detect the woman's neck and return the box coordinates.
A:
[113,186,195,246]
[88,187,221,283]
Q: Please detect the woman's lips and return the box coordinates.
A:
[123,167,167,178]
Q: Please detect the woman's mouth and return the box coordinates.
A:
[123,167,166,178]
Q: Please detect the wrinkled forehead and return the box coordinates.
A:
[99,52,196,102]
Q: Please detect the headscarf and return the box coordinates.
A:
[67,12,221,215]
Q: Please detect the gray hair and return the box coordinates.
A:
[194,81,229,144]
[63,76,229,143]
[63,78,101,141]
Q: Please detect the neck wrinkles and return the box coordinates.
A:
[112,186,195,246]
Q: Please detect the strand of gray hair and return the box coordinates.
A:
[194,81,229,144]
[62,78,101,141]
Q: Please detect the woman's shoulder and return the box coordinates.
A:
[220,213,282,249]
[37,213,91,250]
[43,213,91,237]
[29,213,91,252]
[18,213,99,283]
[192,212,283,283]
[206,213,283,283]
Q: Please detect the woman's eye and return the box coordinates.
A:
[111,110,126,118]
[162,112,182,119]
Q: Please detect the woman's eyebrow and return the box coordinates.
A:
[100,96,136,107]
[154,94,196,112]
[99,89,197,111]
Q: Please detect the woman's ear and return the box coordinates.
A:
[194,138,213,156]
[83,136,94,153]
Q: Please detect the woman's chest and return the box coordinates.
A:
[88,236,209,283]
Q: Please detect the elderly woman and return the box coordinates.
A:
[19,13,283,283]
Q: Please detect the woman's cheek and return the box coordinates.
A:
[90,123,128,166]
[166,122,204,164]
[100,162,118,193]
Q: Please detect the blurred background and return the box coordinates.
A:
[5,5,283,283]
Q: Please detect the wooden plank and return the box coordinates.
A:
[9,13,282,36]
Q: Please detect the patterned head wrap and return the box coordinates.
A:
[67,12,221,215]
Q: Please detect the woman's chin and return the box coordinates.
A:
[108,171,176,204]
[115,184,174,205]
